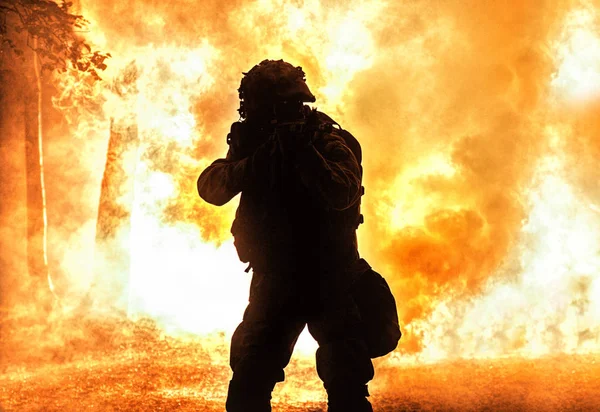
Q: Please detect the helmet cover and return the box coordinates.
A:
[238,59,316,118]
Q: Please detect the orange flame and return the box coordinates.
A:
[6,0,599,367]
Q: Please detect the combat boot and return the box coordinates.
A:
[225,378,275,412]
[326,384,373,412]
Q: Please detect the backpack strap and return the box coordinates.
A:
[311,110,365,228]
[313,111,362,164]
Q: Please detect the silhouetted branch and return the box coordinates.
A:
[0,0,109,79]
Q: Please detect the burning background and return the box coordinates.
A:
[1,0,600,410]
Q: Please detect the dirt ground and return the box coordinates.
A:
[1,318,599,411]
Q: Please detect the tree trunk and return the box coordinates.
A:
[87,118,139,315]
[0,68,29,352]
[0,70,12,315]
[23,42,52,313]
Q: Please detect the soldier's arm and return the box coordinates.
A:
[197,148,248,206]
[293,132,362,211]
[197,126,277,206]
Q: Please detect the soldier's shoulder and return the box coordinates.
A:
[313,110,338,125]
[309,110,362,163]
[310,109,354,137]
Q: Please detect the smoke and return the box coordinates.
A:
[556,0,600,209]
[3,0,600,362]
[345,0,576,352]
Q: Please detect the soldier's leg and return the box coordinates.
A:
[226,271,306,412]
[308,292,374,412]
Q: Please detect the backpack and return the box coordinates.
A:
[313,110,362,164]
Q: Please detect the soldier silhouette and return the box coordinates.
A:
[197,59,399,411]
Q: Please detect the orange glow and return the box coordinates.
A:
[49,0,600,356]
[2,0,600,395]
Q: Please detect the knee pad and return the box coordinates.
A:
[316,339,374,388]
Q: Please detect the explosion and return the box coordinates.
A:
[2,0,600,409]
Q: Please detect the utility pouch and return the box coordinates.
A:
[350,259,402,358]
[231,218,252,264]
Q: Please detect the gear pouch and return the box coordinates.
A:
[350,259,402,358]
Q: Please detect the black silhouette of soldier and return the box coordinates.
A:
[198,59,395,411]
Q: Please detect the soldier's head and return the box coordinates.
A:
[238,59,316,123]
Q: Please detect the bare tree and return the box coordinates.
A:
[0,0,109,313]
[1,0,109,77]
[90,63,140,314]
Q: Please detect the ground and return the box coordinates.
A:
[1,318,599,411]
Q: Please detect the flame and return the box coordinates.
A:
[552,4,600,103]
[409,152,600,361]
[43,0,387,356]
[4,0,600,389]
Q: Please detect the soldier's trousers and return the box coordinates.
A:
[225,266,374,412]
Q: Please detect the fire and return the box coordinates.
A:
[3,0,600,391]
[43,0,386,356]
[552,5,600,103]
[384,153,458,231]
[410,153,600,361]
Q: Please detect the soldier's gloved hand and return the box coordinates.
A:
[226,122,245,159]
[246,133,282,186]
[277,128,313,154]
[229,122,270,159]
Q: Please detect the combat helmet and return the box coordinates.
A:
[238,59,316,119]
